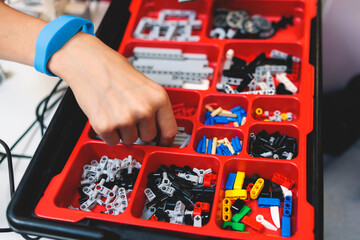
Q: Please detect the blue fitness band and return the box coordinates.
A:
[34,15,95,76]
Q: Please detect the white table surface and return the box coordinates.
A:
[0,2,109,239]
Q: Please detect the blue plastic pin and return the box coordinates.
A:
[201,136,207,153]
[196,138,203,153]
[230,106,243,113]
[213,116,229,124]
[207,139,213,154]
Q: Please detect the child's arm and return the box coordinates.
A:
[0,2,178,146]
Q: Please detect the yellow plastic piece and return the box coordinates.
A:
[264,119,270,122]
[225,189,247,200]
[233,172,245,190]
[205,104,214,112]
[255,108,263,115]
[211,137,217,154]
[250,178,264,199]
[281,113,287,121]
[222,198,232,222]
[241,117,246,126]
[211,107,223,117]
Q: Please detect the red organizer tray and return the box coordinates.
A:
[35,0,317,239]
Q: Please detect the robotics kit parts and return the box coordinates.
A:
[172,103,196,117]
[217,49,300,95]
[70,155,141,215]
[134,9,202,41]
[222,172,294,237]
[141,164,217,227]
[130,47,213,89]
[249,130,297,160]
[196,136,242,156]
[254,108,294,122]
[210,8,293,39]
[204,104,247,127]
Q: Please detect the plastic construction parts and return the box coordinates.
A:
[141,164,216,227]
[72,155,141,215]
[221,172,295,236]
[129,47,213,89]
[204,104,247,127]
[195,136,242,156]
[254,108,294,122]
[133,9,202,41]
[217,49,300,95]
[248,130,298,159]
[172,103,196,117]
[119,127,191,149]
[210,8,293,40]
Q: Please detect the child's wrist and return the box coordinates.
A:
[34,15,94,77]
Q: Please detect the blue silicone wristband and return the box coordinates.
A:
[34,15,95,76]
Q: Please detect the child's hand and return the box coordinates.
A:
[48,32,178,146]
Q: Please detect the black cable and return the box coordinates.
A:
[0,81,66,239]
[36,79,63,136]
[0,153,32,159]
[0,139,15,196]
[0,87,66,165]
[0,139,15,234]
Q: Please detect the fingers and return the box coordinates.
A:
[118,124,139,145]
[156,101,178,146]
[98,131,121,146]
[138,115,157,143]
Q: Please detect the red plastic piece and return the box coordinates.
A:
[150,215,158,221]
[271,173,295,189]
[244,183,254,201]
[241,215,264,232]
[203,174,217,187]
[193,202,211,216]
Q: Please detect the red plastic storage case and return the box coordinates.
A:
[7,0,323,240]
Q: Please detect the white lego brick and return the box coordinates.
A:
[183,79,209,90]
[270,49,300,62]
[183,53,208,60]
[265,71,276,89]
[256,65,287,75]
[276,73,298,93]
[133,47,183,60]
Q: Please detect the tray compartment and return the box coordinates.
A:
[251,96,300,122]
[53,143,145,210]
[200,94,249,126]
[121,40,220,90]
[131,0,211,41]
[216,42,303,95]
[214,158,299,237]
[247,123,299,159]
[207,0,305,41]
[193,127,245,156]
[130,152,221,226]
[167,89,201,117]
